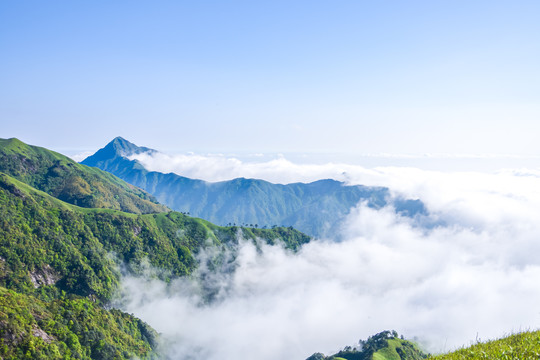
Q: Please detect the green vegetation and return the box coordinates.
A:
[0,171,160,358]
[0,287,157,359]
[0,139,312,359]
[311,330,540,360]
[429,331,540,360]
[0,137,168,214]
[0,171,310,302]
[307,331,428,360]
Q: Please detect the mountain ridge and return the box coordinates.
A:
[82,137,427,237]
[0,137,168,214]
[0,141,312,359]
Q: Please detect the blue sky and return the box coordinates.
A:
[1,1,540,157]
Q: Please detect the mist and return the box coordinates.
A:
[115,165,540,359]
[128,150,540,183]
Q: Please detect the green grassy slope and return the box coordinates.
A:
[0,138,168,214]
[373,338,426,360]
[0,170,310,359]
[306,331,428,360]
[310,330,540,360]
[0,171,310,302]
[0,286,157,360]
[0,140,312,359]
[428,331,540,360]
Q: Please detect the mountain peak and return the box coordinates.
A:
[108,137,155,155]
[111,135,129,144]
[0,138,28,152]
[81,137,156,166]
[5,137,23,144]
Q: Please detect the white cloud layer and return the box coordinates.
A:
[116,164,540,359]
[128,151,354,184]
[129,150,540,184]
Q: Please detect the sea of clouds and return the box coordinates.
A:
[115,152,540,359]
[127,150,540,183]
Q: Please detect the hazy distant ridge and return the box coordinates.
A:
[82,137,426,237]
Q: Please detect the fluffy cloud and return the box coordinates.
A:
[128,150,540,184]
[115,164,540,359]
[128,151,355,184]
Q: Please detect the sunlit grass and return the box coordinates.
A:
[429,330,540,360]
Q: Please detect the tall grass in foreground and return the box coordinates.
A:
[429,330,540,360]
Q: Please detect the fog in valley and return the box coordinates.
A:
[115,157,540,359]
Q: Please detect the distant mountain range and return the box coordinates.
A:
[82,137,427,237]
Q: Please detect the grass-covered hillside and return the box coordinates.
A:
[428,330,540,360]
[311,330,540,360]
[0,141,311,359]
[0,137,168,214]
[0,287,157,359]
[0,171,310,302]
[307,331,428,360]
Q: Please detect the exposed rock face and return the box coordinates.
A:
[32,325,56,343]
[0,175,25,198]
[133,225,142,236]
[29,265,60,288]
